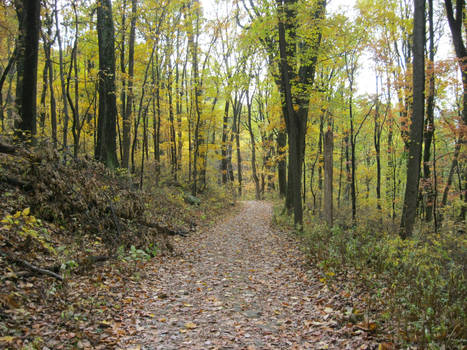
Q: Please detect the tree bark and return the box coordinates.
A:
[95,0,119,168]
[423,0,435,222]
[41,13,57,147]
[400,0,425,238]
[276,0,325,226]
[444,0,466,221]
[221,100,230,184]
[122,0,137,169]
[0,47,16,131]
[323,128,333,227]
[247,90,261,200]
[14,0,41,137]
[235,100,243,196]
[277,129,287,197]
[54,0,70,149]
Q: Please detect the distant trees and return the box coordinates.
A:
[0,0,465,230]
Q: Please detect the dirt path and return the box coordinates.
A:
[117,201,378,349]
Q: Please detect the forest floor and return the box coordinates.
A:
[115,201,388,350]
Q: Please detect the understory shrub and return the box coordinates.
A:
[273,206,466,349]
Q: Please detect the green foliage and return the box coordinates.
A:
[118,244,153,262]
[1,208,56,254]
[276,208,467,348]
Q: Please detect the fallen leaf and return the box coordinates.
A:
[378,343,396,350]
[0,336,15,343]
[184,322,197,329]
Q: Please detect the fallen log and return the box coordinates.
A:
[1,175,33,190]
[0,251,63,280]
[0,142,16,155]
[45,255,111,273]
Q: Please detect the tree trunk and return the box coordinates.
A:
[236,101,243,196]
[247,91,261,200]
[119,0,126,162]
[167,64,177,180]
[276,0,325,226]
[46,43,57,147]
[374,77,382,216]
[39,49,48,133]
[277,129,287,197]
[423,0,435,222]
[400,0,425,238]
[187,0,201,196]
[221,100,230,184]
[337,136,344,208]
[444,0,466,221]
[440,141,460,211]
[54,0,70,149]
[318,118,323,214]
[0,47,16,132]
[152,54,161,185]
[95,0,119,168]
[323,128,333,227]
[14,0,40,137]
[122,0,136,169]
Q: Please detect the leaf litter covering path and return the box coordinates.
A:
[117,201,379,350]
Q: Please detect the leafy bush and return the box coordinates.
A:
[274,206,466,348]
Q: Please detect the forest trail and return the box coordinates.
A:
[117,201,377,349]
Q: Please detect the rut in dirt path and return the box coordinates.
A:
[118,201,378,350]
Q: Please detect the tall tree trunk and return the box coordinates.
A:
[235,101,243,196]
[45,41,57,146]
[119,0,127,163]
[440,141,460,212]
[39,50,48,133]
[374,77,382,216]
[444,0,466,221]
[400,0,425,238]
[386,80,396,220]
[423,0,435,222]
[0,47,16,131]
[337,136,344,208]
[14,0,40,137]
[68,3,81,158]
[344,53,358,224]
[122,0,136,169]
[323,128,333,227]
[276,0,325,226]
[187,0,201,196]
[277,129,287,197]
[54,0,70,149]
[221,100,230,184]
[247,91,261,200]
[66,40,80,158]
[95,0,119,168]
[139,100,149,189]
[131,44,154,173]
[228,94,241,183]
[152,55,161,185]
[167,64,177,180]
[318,118,323,215]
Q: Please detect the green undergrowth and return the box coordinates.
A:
[273,205,466,349]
